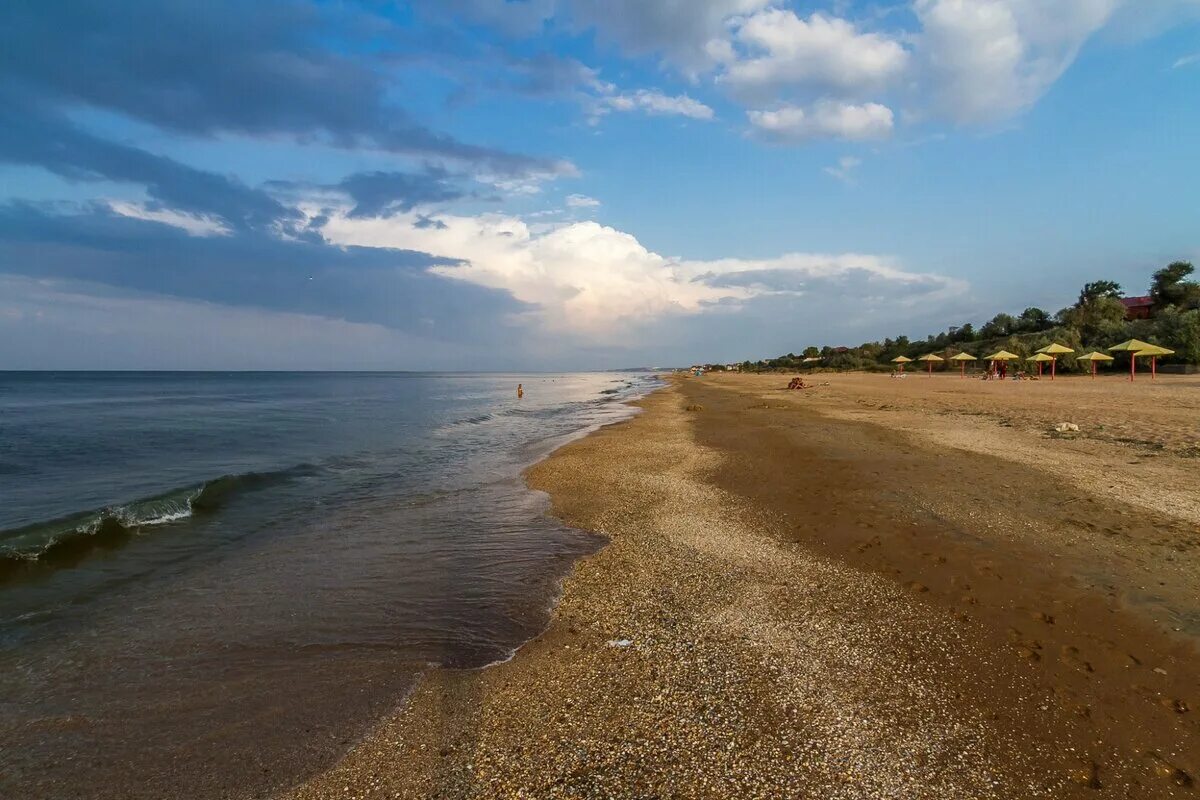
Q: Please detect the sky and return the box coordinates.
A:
[1,0,1198,370]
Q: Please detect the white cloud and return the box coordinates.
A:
[721,9,909,98]
[567,0,772,73]
[1173,52,1200,68]
[566,193,601,208]
[914,0,1121,123]
[824,155,863,183]
[593,89,715,121]
[474,159,580,197]
[107,201,230,237]
[317,206,963,341]
[749,101,894,142]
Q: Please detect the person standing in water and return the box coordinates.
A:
[516,383,524,399]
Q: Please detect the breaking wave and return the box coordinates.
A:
[0,464,316,581]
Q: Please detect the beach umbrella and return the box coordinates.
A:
[917,353,944,376]
[1134,344,1174,381]
[1076,351,1113,380]
[949,352,977,379]
[891,355,913,373]
[1107,339,1157,381]
[1036,342,1075,380]
[1026,352,1054,378]
[983,350,1019,379]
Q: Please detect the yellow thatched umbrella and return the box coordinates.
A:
[1108,339,1157,381]
[1135,344,1175,381]
[1026,352,1054,378]
[1036,342,1075,380]
[1076,351,1113,380]
[891,355,913,374]
[949,352,977,379]
[917,353,944,376]
[983,350,1020,379]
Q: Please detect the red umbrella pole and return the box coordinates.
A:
[1130,354,1136,382]
[1152,356,1157,381]
[960,362,965,379]
[1037,362,1043,378]
[1051,357,1056,381]
[1091,361,1096,380]
[927,362,932,376]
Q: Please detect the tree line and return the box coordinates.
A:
[728,261,1200,374]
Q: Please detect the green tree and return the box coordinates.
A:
[1078,280,1122,306]
[802,346,820,358]
[979,313,1017,339]
[1150,261,1200,311]
[1017,307,1051,331]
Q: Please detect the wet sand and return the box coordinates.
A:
[286,372,1199,798]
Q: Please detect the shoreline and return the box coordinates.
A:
[285,373,1199,798]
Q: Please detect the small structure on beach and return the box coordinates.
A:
[1134,344,1174,381]
[1107,339,1168,381]
[1035,342,1075,380]
[891,355,913,373]
[983,350,1020,379]
[1026,352,1054,377]
[916,353,944,376]
[1076,351,1114,379]
[949,352,977,378]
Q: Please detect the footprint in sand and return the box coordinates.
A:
[1060,645,1094,673]
[1145,751,1194,788]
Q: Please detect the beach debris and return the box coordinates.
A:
[607,638,633,648]
[1054,422,1081,433]
[684,404,704,412]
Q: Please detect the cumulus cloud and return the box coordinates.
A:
[566,194,601,208]
[913,0,1121,123]
[720,9,909,99]
[749,101,894,142]
[319,207,963,341]
[1173,52,1200,69]
[594,89,716,120]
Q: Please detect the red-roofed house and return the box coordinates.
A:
[1120,296,1153,320]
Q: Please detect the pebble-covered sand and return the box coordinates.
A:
[285,375,1198,799]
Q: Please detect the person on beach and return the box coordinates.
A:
[517,383,524,399]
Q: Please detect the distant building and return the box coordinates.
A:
[1120,295,1153,320]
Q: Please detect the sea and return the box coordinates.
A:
[0,371,660,799]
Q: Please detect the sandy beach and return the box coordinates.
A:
[286,372,1200,799]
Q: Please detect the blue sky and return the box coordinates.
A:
[1,0,1198,369]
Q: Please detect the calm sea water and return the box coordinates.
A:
[0,371,658,799]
